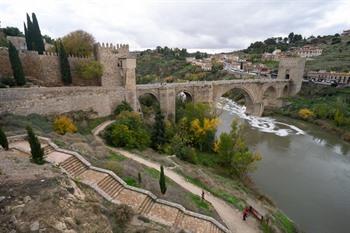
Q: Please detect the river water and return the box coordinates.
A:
[216,98,350,233]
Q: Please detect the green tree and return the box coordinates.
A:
[26,126,45,165]
[58,41,72,85]
[159,165,167,194]
[138,172,142,184]
[62,30,95,56]
[3,27,24,37]
[114,101,133,115]
[31,13,45,54]
[8,42,26,86]
[151,109,167,150]
[217,120,261,178]
[0,127,9,150]
[25,13,34,50]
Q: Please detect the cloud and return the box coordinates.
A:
[1,0,349,52]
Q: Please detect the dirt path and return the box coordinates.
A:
[93,121,261,233]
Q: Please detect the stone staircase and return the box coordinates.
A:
[60,156,89,177]
[138,196,154,215]
[97,175,124,198]
[8,135,230,233]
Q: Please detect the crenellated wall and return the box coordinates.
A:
[0,48,100,86]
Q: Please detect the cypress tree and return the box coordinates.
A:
[8,42,26,86]
[26,126,45,165]
[24,23,30,50]
[151,109,166,150]
[159,165,167,194]
[138,172,142,184]
[0,127,9,150]
[25,13,33,50]
[58,41,72,85]
[31,13,45,54]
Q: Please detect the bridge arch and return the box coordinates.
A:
[137,92,160,120]
[219,87,262,116]
[263,85,278,107]
[176,90,193,103]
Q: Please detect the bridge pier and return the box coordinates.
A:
[158,87,176,121]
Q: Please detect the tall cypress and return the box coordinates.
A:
[159,165,167,194]
[25,13,33,50]
[58,41,72,85]
[151,109,166,150]
[8,42,26,86]
[26,126,45,165]
[24,23,30,50]
[31,13,45,54]
[0,127,9,150]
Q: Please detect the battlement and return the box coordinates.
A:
[95,42,129,55]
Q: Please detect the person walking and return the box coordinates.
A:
[201,190,205,200]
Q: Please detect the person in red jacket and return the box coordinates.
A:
[243,207,249,221]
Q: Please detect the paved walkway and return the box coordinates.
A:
[93,121,260,233]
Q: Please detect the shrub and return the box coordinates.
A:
[159,165,167,194]
[0,127,9,150]
[76,60,103,79]
[0,76,16,87]
[114,101,133,115]
[114,204,133,225]
[104,112,150,150]
[298,108,314,120]
[26,126,44,165]
[53,116,77,135]
[62,30,95,57]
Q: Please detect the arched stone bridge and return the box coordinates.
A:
[136,58,306,119]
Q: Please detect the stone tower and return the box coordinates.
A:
[94,43,137,110]
[277,57,306,96]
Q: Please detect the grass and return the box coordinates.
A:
[180,171,246,211]
[189,193,210,210]
[107,151,126,162]
[273,211,297,233]
[261,222,275,233]
[144,167,160,179]
[123,176,139,187]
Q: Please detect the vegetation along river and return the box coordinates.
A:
[216,98,350,233]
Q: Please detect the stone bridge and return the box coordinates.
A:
[136,57,306,119]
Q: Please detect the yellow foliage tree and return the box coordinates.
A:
[298,108,314,120]
[53,116,77,135]
[190,117,219,151]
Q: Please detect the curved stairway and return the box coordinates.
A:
[9,135,230,233]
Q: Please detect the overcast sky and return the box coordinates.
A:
[1,0,350,53]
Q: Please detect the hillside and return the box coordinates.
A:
[136,47,234,84]
[305,35,350,72]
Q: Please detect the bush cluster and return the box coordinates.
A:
[76,60,103,80]
[53,116,77,135]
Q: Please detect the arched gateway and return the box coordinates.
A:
[136,58,306,120]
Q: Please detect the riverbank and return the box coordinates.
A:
[265,83,350,143]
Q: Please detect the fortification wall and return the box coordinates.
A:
[0,48,100,86]
[0,87,127,117]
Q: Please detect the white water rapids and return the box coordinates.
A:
[217,97,305,137]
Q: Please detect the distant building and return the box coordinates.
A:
[341,29,350,36]
[293,46,322,58]
[7,36,27,50]
[6,36,54,51]
[307,71,350,85]
[186,57,212,71]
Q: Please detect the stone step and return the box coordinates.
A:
[60,156,88,177]
[97,176,115,190]
[43,145,55,155]
[103,180,121,196]
[138,196,154,215]
[174,210,185,228]
[111,184,124,198]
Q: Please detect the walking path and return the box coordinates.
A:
[93,120,260,233]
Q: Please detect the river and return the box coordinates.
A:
[216,98,350,233]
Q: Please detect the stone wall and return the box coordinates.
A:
[0,86,128,117]
[0,48,100,86]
